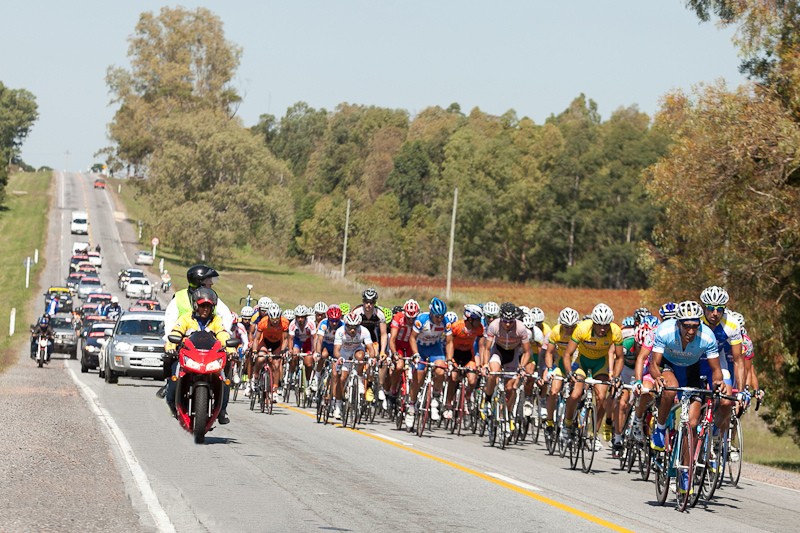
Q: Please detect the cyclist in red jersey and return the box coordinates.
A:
[387,299,419,407]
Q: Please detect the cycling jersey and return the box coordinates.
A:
[546,324,571,371]
[289,318,316,344]
[570,319,623,359]
[450,319,483,352]
[702,312,742,365]
[413,313,452,347]
[353,305,385,344]
[316,318,340,346]
[390,312,413,344]
[233,322,250,353]
[651,319,718,367]
[257,317,289,344]
[334,325,371,358]
[485,318,530,350]
[742,327,754,360]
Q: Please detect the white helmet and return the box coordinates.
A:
[257,296,273,309]
[727,310,745,328]
[343,311,362,326]
[518,305,530,317]
[282,309,295,321]
[700,286,729,306]
[111,296,119,304]
[313,301,328,314]
[240,305,254,318]
[483,301,500,318]
[445,311,458,324]
[522,314,536,330]
[530,306,545,323]
[591,303,614,325]
[558,307,580,327]
[676,300,704,321]
[266,303,282,319]
[294,304,311,317]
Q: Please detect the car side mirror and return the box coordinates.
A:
[104,329,113,336]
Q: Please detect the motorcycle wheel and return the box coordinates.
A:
[193,386,209,444]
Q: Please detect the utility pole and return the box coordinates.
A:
[341,198,351,278]
[446,186,458,300]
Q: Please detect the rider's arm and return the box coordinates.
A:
[611,344,624,379]
[731,342,745,393]
[519,340,532,369]
[379,321,388,355]
[389,325,399,354]
[564,339,579,370]
[409,329,420,357]
[445,335,454,362]
[634,344,651,382]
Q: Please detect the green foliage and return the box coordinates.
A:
[0,82,38,202]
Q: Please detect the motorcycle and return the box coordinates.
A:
[35,335,49,368]
[167,331,239,444]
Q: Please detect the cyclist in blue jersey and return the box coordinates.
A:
[636,300,723,453]
[407,297,453,425]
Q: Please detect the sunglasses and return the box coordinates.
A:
[705,305,725,313]
[679,321,701,331]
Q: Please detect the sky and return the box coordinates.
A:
[1,1,747,171]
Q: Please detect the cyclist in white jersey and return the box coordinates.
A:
[332,312,376,419]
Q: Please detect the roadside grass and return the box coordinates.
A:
[110,175,800,474]
[0,172,52,372]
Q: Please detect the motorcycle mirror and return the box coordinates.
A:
[167,334,183,344]
[226,339,241,348]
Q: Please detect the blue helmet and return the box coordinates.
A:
[622,316,635,328]
[641,314,661,329]
[429,297,447,316]
[659,302,677,320]
[39,316,49,326]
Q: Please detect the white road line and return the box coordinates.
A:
[65,365,176,532]
[485,472,541,492]
[372,432,414,446]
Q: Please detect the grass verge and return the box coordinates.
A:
[0,172,52,372]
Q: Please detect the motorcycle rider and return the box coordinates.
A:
[164,288,233,422]
[160,269,172,293]
[105,296,122,321]
[30,314,54,362]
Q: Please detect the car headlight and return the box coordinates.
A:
[85,345,99,352]
[205,357,225,372]
[114,341,132,351]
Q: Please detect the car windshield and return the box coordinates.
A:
[128,271,145,278]
[117,319,164,336]
[81,279,101,286]
[51,317,72,328]
[130,279,148,285]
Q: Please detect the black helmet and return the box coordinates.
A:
[499,302,518,321]
[187,264,219,289]
[191,287,218,312]
[362,287,378,302]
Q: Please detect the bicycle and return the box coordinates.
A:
[250,351,280,415]
[689,385,735,507]
[293,352,313,409]
[239,283,254,308]
[619,383,655,481]
[414,360,439,438]
[510,371,538,445]
[229,350,243,402]
[315,357,333,424]
[486,371,517,449]
[393,356,415,431]
[548,374,571,457]
[340,359,367,429]
[447,365,477,436]
[573,377,610,473]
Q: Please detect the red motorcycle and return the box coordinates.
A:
[168,330,239,443]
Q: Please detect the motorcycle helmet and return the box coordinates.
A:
[186,264,219,289]
[191,287,218,312]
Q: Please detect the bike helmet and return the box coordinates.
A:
[700,286,729,306]
[429,297,447,316]
[327,305,343,320]
[530,307,545,323]
[590,303,614,325]
[192,287,218,311]
[499,302,517,321]
[339,302,351,314]
[240,305,255,319]
[675,300,704,321]
[634,324,654,345]
[622,316,635,328]
[294,304,311,317]
[522,314,536,330]
[658,302,677,320]
[463,304,483,320]
[282,309,296,321]
[445,311,458,324]
[727,310,745,328]
[343,311,362,326]
[392,305,403,315]
[257,296,272,309]
[641,315,660,329]
[403,299,420,318]
[633,307,650,323]
[362,287,378,303]
[266,303,282,319]
[186,264,219,289]
[518,305,530,317]
[558,307,581,327]
[313,301,328,314]
[483,301,500,318]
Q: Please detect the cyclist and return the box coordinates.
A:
[332,311,376,419]
[253,303,289,401]
[520,313,545,416]
[543,307,581,437]
[561,303,623,449]
[313,305,342,392]
[631,317,659,441]
[728,311,761,397]
[407,297,453,426]
[482,302,534,431]
[237,305,255,388]
[444,304,485,419]
[352,288,387,403]
[658,301,677,321]
[288,305,317,396]
[388,299,420,410]
[164,288,234,423]
[639,300,723,494]
[251,296,273,330]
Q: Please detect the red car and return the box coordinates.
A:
[94,178,106,189]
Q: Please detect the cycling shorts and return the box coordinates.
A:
[700,359,733,387]
[417,344,445,371]
[321,341,335,355]
[292,337,313,352]
[259,339,281,353]
[489,344,522,372]
[578,354,609,378]
[453,348,476,367]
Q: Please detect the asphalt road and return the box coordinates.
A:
[5,171,800,532]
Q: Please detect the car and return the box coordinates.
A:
[93,178,106,189]
[65,272,84,291]
[69,254,90,273]
[80,321,114,373]
[134,299,162,311]
[99,310,166,383]
[50,313,78,358]
[85,293,113,307]
[87,250,102,268]
[77,276,104,299]
[125,277,153,299]
[44,286,75,313]
[77,262,97,274]
[77,313,105,338]
[134,250,154,265]
[70,211,89,235]
[72,241,90,255]
[118,268,145,290]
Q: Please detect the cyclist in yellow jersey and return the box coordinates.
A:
[561,303,623,449]
[542,307,581,437]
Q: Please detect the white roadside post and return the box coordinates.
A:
[159,257,164,274]
[24,257,32,288]
[9,308,15,336]
[34,248,39,264]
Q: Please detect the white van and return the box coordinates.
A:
[70,211,89,235]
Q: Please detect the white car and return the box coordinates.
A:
[87,250,102,268]
[72,241,90,255]
[125,278,153,299]
[134,251,154,265]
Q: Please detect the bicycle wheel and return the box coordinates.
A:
[531,400,542,445]
[473,389,485,435]
[295,368,304,407]
[691,430,712,508]
[580,405,596,473]
[282,365,292,403]
[350,377,361,429]
[727,416,743,487]
[265,370,273,415]
[249,375,257,411]
[654,447,671,505]
[641,445,653,481]
[568,418,580,470]
[450,384,462,435]
[231,362,240,402]
[676,423,694,512]
[417,382,431,438]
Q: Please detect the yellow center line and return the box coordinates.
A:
[278,403,632,532]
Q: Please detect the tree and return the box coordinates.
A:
[0,81,38,201]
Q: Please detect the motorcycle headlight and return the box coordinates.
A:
[85,345,98,352]
[205,357,225,372]
[182,357,203,371]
